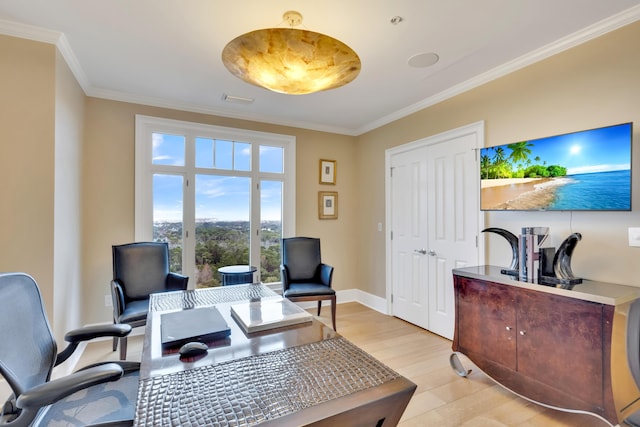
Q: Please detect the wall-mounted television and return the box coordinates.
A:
[480,122,632,211]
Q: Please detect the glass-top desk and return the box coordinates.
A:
[134,284,416,426]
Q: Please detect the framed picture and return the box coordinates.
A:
[319,159,337,185]
[318,191,338,219]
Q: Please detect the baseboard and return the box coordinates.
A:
[263,283,388,314]
[86,288,388,332]
[294,288,389,315]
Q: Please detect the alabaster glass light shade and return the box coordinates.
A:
[222,27,361,95]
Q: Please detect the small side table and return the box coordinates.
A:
[218,265,257,286]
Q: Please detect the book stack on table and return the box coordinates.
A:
[231,297,313,333]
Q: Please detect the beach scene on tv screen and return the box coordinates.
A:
[480,123,631,211]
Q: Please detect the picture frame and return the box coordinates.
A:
[319,159,337,185]
[318,191,338,219]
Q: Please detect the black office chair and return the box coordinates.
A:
[0,272,139,427]
[280,237,336,331]
[111,242,188,360]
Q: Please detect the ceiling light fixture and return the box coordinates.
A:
[221,11,361,95]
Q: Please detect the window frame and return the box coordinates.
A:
[134,115,296,285]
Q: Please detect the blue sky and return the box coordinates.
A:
[482,122,632,175]
[152,134,284,222]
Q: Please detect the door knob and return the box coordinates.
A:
[428,250,436,256]
[414,249,427,255]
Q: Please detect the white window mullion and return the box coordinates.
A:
[183,134,196,285]
[282,139,296,237]
[134,120,154,241]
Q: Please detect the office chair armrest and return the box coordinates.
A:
[280,265,290,290]
[167,272,189,291]
[320,263,334,287]
[55,324,132,366]
[16,363,124,410]
[65,324,133,343]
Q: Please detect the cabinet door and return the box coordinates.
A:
[455,277,517,369]
[516,289,604,406]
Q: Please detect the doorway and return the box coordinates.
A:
[385,122,484,339]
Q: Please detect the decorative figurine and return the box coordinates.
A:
[481,227,519,272]
[553,232,582,281]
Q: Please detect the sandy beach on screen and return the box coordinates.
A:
[481,177,560,210]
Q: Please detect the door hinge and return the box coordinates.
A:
[390,167,394,177]
[390,294,393,303]
[390,230,393,240]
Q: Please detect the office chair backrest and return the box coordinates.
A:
[0,273,57,399]
[113,242,170,300]
[282,237,322,282]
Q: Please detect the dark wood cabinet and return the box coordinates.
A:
[516,289,605,405]
[453,272,617,425]
[456,276,516,370]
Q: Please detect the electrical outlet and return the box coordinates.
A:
[629,227,640,247]
[105,294,112,307]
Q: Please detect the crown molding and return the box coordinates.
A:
[56,33,90,90]
[2,5,639,137]
[0,17,60,43]
[355,4,640,135]
[0,18,91,92]
[87,87,358,136]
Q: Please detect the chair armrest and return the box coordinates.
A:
[320,263,334,287]
[16,363,123,410]
[167,272,189,291]
[280,265,290,291]
[64,324,132,343]
[110,279,125,317]
[55,324,132,366]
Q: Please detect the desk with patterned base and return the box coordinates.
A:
[134,284,416,426]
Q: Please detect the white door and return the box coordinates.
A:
[387,122,483,339]
[389,147,430,328]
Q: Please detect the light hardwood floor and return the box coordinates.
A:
[70,303,613,426]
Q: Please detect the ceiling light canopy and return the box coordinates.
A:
[222,11,361,95]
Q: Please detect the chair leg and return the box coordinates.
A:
[330,295,337,332]
[317,301,322,316]
[112,336,118,352]
[119,336,128,360]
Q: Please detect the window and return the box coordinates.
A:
[135,115,295,287]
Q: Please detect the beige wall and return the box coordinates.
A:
[54,49,85,339]
[356,21,640,297]
[0,35,56,318]
[3,19,640,330]
[82,100,358,325]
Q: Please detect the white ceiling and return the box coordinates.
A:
[1,1,640,135]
